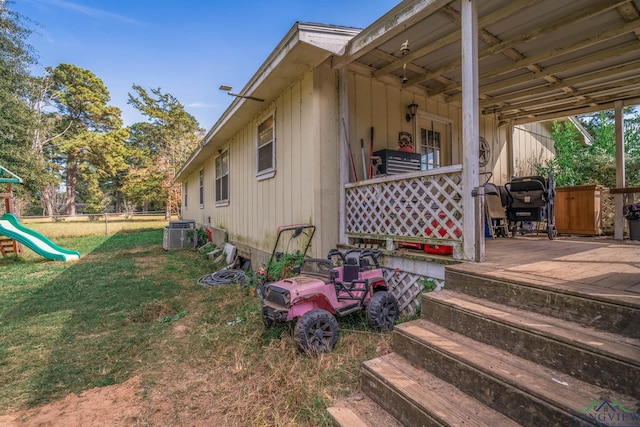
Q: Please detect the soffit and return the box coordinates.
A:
[338,0,640,124]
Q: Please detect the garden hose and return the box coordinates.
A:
[197,269,247,287]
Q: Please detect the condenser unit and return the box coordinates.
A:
[163,220,197,250]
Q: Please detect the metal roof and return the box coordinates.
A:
[335,0,640,124]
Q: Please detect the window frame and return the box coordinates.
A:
[416,111,453,171]
[199,169,204,208]
[183,181,188,210]
[215,149,230,206]
[256,111,276,180]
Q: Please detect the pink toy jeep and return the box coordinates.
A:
[260,247,399,355]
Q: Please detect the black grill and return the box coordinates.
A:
[265,285,289,307]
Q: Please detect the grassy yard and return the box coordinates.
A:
[0,223,392,426]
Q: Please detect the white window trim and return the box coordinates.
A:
[183,181,188,210]
[215,149,230,207]
[256,110,276,180]
[199,169,204,209]
[415,110,453,169]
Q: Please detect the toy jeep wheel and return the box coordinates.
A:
[367,291,399,331]
[294,309,339,355]
[262,309,274,329]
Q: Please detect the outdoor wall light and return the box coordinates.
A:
[406,103,419,122]
[219,85,264,102]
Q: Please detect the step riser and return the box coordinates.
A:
[421,296,639,399]
[445,270,640,339]
[392,330,575,427]
[360,366,445,427]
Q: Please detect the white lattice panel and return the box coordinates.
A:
[383,267,444,316]
[601,190,615,234]
[345,166,464,245]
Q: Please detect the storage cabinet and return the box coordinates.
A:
[555,185,603,235]
[373,149,421,175]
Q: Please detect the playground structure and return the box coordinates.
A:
[0,165,80,262]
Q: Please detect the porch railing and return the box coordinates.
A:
[344,165,464,257]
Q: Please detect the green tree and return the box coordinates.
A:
[48,63,129,215]
[118,122,166,212]
[0,1,40,210]
[127,86,202,218]
[543,108,640,188]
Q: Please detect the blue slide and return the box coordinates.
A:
[0,213,80,262]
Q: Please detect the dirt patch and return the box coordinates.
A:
[0,376,144,426]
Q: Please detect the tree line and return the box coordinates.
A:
[1,2,202,218]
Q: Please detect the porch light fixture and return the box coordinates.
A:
[406,103,419,122]
[219,85,264,102]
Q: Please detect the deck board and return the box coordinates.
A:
[450,236,640,303]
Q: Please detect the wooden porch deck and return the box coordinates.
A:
[449,236,640,304]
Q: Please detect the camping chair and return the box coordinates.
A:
[484,183,509,238]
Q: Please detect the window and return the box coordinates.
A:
[183,181,188,209]
[421,128,441,170]
[215,150,229,205]
[417,113,452,170]
[199,169,204,207]
[257,113,275,179]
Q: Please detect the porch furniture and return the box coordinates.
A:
[484,183,508,238]
[555,185,603,236]
[505,175,557,240]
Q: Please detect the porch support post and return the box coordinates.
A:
[506,120,514,180]
[461,0,480,261]
[338,67,349,245]
[614,100,625,240]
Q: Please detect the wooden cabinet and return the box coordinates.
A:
[555,185,603,235]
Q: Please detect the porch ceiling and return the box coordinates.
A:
[337,0,640,124]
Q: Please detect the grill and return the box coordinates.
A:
[265,285,290,307]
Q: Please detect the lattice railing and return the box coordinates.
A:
[601,189,615,234]
[344,165,464,254]
[383,268,443,316]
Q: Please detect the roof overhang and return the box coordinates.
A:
[333,0,640,125]
[175,22,360,181]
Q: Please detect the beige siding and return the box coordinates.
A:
[348,72,464,177]
[513,122,555,178]
[181,66,340,259]
[181,67,557,260]
[348,72,512,180]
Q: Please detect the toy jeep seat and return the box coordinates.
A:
[342,256,360,283]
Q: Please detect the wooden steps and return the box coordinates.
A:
[421,289,640,397]
[327,265,640,426]
[444,268,640,338]
[0,236,21,256]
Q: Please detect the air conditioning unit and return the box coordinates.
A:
[163,221,197,250]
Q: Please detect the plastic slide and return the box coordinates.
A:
[0,213,80,262]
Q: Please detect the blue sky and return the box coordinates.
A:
[12,0,399,130]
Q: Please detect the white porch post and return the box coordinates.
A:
[614,100,625,240]
[506,120,514,180]
[461,0,480,261]
[338,67,349,245]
